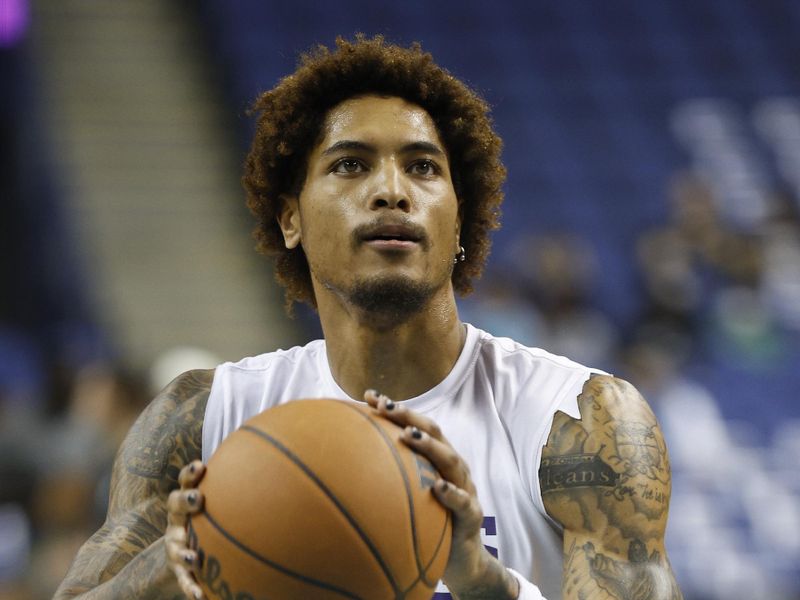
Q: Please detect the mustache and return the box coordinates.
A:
[351,218,430,250]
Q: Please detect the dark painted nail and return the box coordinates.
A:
[439,480,449,493]
[385,399,395,410]
[189,463,196,474]
[184,552,194,565]
[411,427,422,440]
[187,491,198,505]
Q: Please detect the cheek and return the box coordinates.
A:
[430,203,460,248]
[301,200,357,255]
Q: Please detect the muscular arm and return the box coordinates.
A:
[539,374,683,600]
[54,369,213,599]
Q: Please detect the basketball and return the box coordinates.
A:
[187,399,452,600]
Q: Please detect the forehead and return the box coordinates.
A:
[318,95,442,148]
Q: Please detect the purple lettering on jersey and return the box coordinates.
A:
[482,515,497,535]
[482,515,498,557]
[434,515,500,598]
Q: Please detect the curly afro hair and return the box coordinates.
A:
[243,35,506,311]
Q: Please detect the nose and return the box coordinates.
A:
[369,160,410,212]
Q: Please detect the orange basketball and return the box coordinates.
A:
[188,399,452,600]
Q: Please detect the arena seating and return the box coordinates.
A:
[194,1,800,597]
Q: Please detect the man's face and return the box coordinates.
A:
[279,95,461,317]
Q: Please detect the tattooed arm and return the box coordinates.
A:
[539,375,683,600]
[54,369,213,600]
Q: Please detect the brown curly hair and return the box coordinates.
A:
[243,35,506,310]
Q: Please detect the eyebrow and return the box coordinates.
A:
[321,140,446,158]
[321,140,374,156]
[401,141,446,157]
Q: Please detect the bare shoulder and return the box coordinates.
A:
[118,368,214,491]
[542,374,661,452]
[55,369,213,597]
[539,373,669,534]
[539,374,682,599]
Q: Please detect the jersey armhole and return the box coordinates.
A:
[201,364,225,464]
[529,369,599,528]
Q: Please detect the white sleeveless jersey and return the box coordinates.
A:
[202,323,602,599]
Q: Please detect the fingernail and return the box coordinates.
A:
[385,399,395,410]
[438,480,449,493]
[187,491,198,505]
[184,552,194,565]
[411,427,422,440]
[194,590,203,600]
[189,463,196,474]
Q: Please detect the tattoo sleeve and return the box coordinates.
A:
[539,375,683,600]
[54,369,213,599]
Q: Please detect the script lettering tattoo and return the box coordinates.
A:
[54,369,213,599]
[540,375,683,599]
[539,452,619,493]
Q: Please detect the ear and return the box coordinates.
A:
[277,194,302,249]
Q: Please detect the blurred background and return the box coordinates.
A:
[2,0,800,598]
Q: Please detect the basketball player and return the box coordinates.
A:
[55,37,682,599]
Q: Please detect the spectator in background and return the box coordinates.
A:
[632,173,709,359]
[619,173,800,600]
[630,171,787,369]
[515,233,618,368]
[759,190,800,333]
[457,271,545,347]
[460,233,617,366]
[1,363,148,600]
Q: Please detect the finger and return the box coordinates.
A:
[167,489,204,526]
[173,562,205,600]
[165,532,196,574]
[434,479,477,515]
[401,426,473,490]
[369,395,449,444]
[364,390,398,419]
[166,536,204,598]
[363,390,390,415]
[179,461,206,489]
[363,389,380,406]
[433,480,484,532]
[165,523,188,549]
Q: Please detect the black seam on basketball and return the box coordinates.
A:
[397,510,448,597]
[397,513,450,597]
[193,507,363,599]
[339,404,438,590]
[186,517,201,566]
[240,423,401,597]
[425,503,451,573]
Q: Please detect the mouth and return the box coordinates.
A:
[357,222,425,251]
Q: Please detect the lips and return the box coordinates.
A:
[355,221,428,250]
[362,224,422,243]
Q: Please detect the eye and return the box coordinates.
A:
[408,159,439,176]
[331,158,366,174]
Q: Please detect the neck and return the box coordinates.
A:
[317,284,465,401]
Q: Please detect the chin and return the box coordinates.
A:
[348,273,436,325]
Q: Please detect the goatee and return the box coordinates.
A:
[349,275,435,328]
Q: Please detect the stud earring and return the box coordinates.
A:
[454,246,466,264]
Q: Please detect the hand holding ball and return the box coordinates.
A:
[188,399,452,599]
